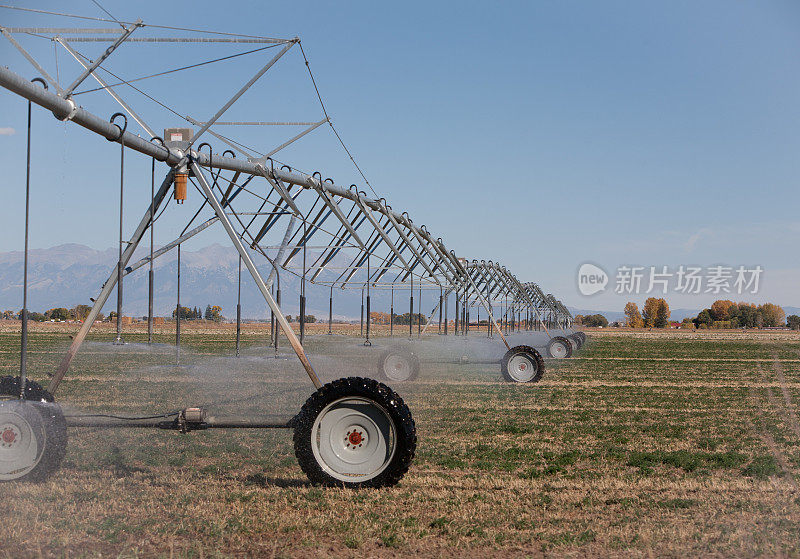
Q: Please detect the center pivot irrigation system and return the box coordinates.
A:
[0,7,581,487]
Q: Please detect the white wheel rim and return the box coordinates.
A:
[311,396,396,482]
[384,354,412,381]
[0,401,45,481]
[507,354,536,382]
[550,340,567,359]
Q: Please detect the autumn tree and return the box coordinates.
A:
[737,303,758,328]
[27,311,46,322]
[70,304,92,321]
[758,303,785,327]
[642,297,669,328]
[172,306,195,320]
[623,302,643,328]
[710,300,736,321]
[727,303,741,327]
[392,312,427,325]
[45,307,69,321]
[654,299,670,328]
[787,315,800,330]
[582,314,608,327]
[204,305,223,322]
[370,311,390,325]
[693,309,713,328]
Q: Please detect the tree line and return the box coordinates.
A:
[172,305,224,322]
[369,312,428,325]
[618,298,795,329]
[574,314,608,327]
[623,298,671,328]
[1,304,225,323]
[1,304,93,323]
[692,300,787,329]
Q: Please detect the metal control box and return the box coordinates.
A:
[164,127,193,150]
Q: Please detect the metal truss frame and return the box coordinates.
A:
[0,16,578,396]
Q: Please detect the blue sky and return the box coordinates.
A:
[1,0,799,312]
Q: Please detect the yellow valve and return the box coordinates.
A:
[174,173,188,204]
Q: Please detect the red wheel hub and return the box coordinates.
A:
[519,363,527,370]
[348,431,363,445]
[2,428,16,444]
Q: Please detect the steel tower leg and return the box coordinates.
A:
[190,160,321,389]
[49,170,175,394]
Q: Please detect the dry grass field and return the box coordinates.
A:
[1,323,799,557]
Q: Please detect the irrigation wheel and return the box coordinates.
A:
[568,333,583,350]
[0,376,67,482]
[576,331,587,344]
[377,347,420,382]
[546,336,573,359]
[294,377,416,488]
[566,334,580,352]
[500,345,545,383]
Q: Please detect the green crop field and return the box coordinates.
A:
[2,328,800,557]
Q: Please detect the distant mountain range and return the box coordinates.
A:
[1,244,797,322]
[0,243,353,320]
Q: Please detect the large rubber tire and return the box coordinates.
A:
[501,345,545,383]
[566,334,580,352]
[0,376,67,482]
[575,331,587,344]
[377,347,420,382]
[568,334,583,350]
[293,377,416,488]
[547,336,573,359]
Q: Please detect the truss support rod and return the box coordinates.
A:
[345,197,411,280]
[0,64,443,247]
[259,172,303,217]
[189,159,321,389]
[57,38,156,138]
[0,27,64,94]
[382,211,438,281]
[186,117,257,160]
[49,169,175,394]
[266,215,296,290]
[520,282,551,338]
[62,21,142,98]
[262,119,327,159]
[123,217,219,277]
[314,184,371,254]
[405,227,454,285]
[450,258,510,350]
[502,271,550,337]
[189,40,295,148]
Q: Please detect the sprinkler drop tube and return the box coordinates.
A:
[19,89,38,398]
[176,244,181,363]
[328,285,333,335]
[443,291,448,335]
[417,286,422,337]
[114,133,125,345]
[236,256,242,357]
